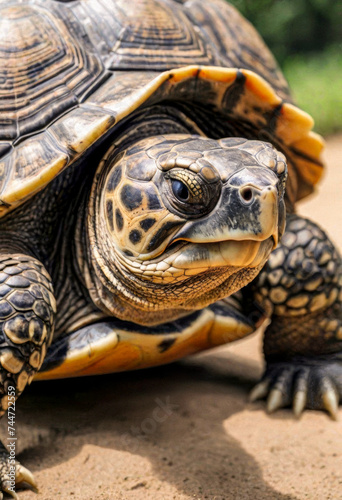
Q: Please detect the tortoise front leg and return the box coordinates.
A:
[0,253,56,497]
[250,214,342,418]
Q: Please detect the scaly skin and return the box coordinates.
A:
[249,214,342,418]
[0,253,56,495]
[85,135,286,326]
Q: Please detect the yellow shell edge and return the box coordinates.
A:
[34,308,253,380]
[0,65,324,218]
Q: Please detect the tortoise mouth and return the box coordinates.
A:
[116,236,274,284]
[163,236,275,270]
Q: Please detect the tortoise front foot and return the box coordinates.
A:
[0,442,37,499]
[250,354,342,419]
[0,253,56,497]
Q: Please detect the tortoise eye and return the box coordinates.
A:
[172,179,189,202]
[163,168,221,218]
[168,170,205,205]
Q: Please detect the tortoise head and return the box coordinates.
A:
[86,135,287,325]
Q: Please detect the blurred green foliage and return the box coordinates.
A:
[230,0,341,64]
[283,48,342,135]
[230,0,342,134]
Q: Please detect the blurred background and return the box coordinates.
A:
[230,0,342,136]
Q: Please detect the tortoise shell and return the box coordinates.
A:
[0,0,324,218]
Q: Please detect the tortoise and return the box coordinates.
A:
[0,0,341,496]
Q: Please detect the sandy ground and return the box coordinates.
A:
[8,135,342,500]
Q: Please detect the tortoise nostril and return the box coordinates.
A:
[239,186,253,203]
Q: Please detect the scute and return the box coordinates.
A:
[0,0,324,218]
[0,2,104,141]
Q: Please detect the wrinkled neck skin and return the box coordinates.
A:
[84,198,268,325]
[77,110,285,326]
[84,209,266,326]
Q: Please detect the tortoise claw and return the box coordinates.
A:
[249,379,270,402]
[250,356,342,418]
[321,383,339,421]
[293,391,307,418]
[266,388,284,413]
[0,441,38,498]
[2,481,18,499]
[292,368,309,418]
[15,463,38,493]
[0,464,37,499]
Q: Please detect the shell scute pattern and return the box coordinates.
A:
[0,0,324,218]
[81,0,216,70]
[49,106,115,154]
[0,2,104,142]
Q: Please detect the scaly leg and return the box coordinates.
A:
[0,253,56,497]
[250,214,342,418]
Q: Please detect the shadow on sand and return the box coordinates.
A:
[15,351,298,499]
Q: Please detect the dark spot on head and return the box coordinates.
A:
[124,250,134,257]
[147,221,182,252]
[106,200,114,231]
[115,209,124,231]
[129,229,142,245]
[158,337,176,353]
[146,188,162,210]
[107,165,122,192]
[140,218,156,232]
[120,184,143,211]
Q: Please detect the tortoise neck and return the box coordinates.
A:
[75,110,201,325]
[109,104,205,150]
